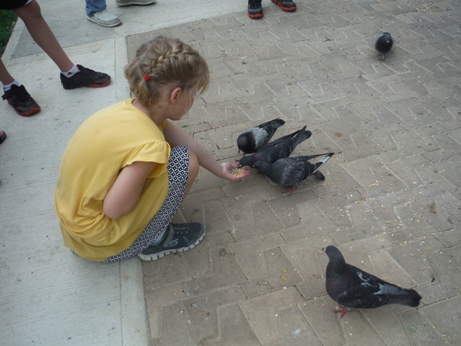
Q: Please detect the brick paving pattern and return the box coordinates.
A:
[127,0,461,344]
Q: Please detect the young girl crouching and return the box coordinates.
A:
[54,36,249,263]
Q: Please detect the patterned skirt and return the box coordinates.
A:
[103,146,189,263]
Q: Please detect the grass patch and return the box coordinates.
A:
[0,10,18,56]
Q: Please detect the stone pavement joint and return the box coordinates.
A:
[124,0,461,345]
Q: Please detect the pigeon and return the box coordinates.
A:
[237,118,285,154]
[238,126,312,168]
[323,245,422,318]
[375,32,394,61]
[253,152,334,195]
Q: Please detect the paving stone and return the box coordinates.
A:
[180,188,227,222]
[388,237,445,284]
[239,287,304,345]
[313,194,355,229]
[361,305,414,346]
[183,286,246,343]
[271,305,323,346]
[185,246,247,297]
[150,302,197,345]
[386,203,439,245]
[281,234,336,282]
[298,295,346,346]
[143,254,191,291]
[411,193,459,231]
[229,233,285,279]
[278,200,337,241]
[220,180,273,227]
[420,296,461,345]
[398,309,450,346]
[134,0,461,344]
[240,247,304,298]
[332,203,386,244]
[182,231,236,279]
[230,200,285,241]
[296,278,326,301]
[202,303,260,345]
[267,191,318,228]
[417,251,461,304]
[145,283,191,340]
[340,310,387,346]
[311,161,362,197]
[368,249,417,288]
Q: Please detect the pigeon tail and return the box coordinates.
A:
[389,289,422,307]
[261,118,285,130]
[313,170,325,181]
[312,153,334,174]
[292,126,312,147]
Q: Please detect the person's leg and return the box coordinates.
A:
[185,149,199,198]
[115,0,156,7]
[0,60,15,86]
[85,0,107,15]
[85,0,121,27]
[248,0,264,19]
[103,146,205,263]
[272,0,297,12]
[13,1,73,72]
[1,59,41,116]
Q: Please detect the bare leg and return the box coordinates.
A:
[184,149,199,199]
[0,60,15,85]
[14,1,73,72]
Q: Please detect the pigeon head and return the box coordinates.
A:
[238,153,263,168]
[237,135,248,150]
[238,155,251,168]
[324,246,346,264]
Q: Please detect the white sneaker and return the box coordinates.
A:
[86,9,121,27]
[116,0,156,6]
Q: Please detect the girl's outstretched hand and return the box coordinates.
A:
[220,162,251,181]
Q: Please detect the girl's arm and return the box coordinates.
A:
[103,161,156,219]
[163,121,249,181]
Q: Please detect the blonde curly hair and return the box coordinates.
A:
[124,36,209,107]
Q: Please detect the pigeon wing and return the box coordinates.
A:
[338,265,421,309]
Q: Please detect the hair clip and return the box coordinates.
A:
[143,74,150,81]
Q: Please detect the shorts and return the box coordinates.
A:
[102,145,189,263]
[0,0,33,10]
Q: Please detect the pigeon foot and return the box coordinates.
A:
[333,305,352,319]
[284,186,297,195]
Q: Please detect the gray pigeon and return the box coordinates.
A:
[375,32,394,61]
[324,245,422,318]
[237,118,285,154]
[238,126,312,168]
[253,152,334,195]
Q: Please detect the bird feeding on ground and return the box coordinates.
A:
[253,152,334,195]
[238,126,312,168]
[237,118,285,154]
[323,245,422,319]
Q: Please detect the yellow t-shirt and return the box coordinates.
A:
[55,99,171,262]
